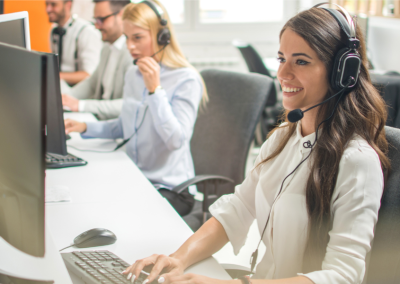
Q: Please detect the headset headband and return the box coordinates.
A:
[142,0,167,26]
[313,2,356,38]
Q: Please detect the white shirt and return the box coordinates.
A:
[82,64,203,193]
[210,122,384,284]
[51,16,102,75]
[78,35,126,112]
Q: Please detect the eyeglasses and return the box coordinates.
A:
[93,11,119,26]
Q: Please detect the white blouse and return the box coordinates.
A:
[209,122,384,284]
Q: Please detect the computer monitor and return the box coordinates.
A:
[0,11,31,50]
[44,53,69,156]
[0,42,46,257]
[41,52,87,168]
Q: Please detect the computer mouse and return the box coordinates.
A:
[73,228,117,248]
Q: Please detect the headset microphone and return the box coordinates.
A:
[287,77,355,123]
[133,42,169,65]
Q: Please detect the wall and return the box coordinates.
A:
[4,0,51,52]
[368,16,400,73]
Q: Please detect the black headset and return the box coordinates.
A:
[141,0,171,46]
[314,2,361,91]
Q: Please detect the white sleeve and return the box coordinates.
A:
[77,26,102,75]
[209,134,277,255]
[146,74,202,151]
[301,143,384,284]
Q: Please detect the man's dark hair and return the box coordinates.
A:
[93,0,131,13]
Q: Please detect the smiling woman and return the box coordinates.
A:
[119,3,390,284]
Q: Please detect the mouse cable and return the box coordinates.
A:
[59,244,75,252]
[67,106,149,153]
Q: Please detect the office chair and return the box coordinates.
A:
[232,41,276,106]
[364,126,400,284]
[233,41,281,145]
[371,74,400,129]
[171,69,275,232]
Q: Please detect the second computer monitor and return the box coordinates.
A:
[0,11,31,50]
[45,53,69,156]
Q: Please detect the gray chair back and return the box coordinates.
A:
[192,69,274,195]
[233,43,276,107]
[365,126,400,284]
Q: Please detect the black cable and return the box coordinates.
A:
[68,106,149,153]
[59,244,75,252]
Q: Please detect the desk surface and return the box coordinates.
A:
[46,113,230,282]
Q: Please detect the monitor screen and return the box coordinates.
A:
[0,42,46,257]
[0,12,31,50]
[0,19,25,48]
[44,53,68,156]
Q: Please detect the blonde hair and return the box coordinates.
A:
[122,1,208,104]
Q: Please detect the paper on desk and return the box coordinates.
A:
[46,185,71,203]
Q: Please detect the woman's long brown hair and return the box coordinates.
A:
[259,8,390,272]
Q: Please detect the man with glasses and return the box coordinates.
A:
[46,0,102,87]
[62,0,131,120]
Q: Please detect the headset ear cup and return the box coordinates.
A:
[330,47,361,91]
[331,47,348,91]
[157,28,171,46]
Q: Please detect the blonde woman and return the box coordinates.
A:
[65,1,206,216]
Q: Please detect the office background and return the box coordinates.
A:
[1,0,400,74]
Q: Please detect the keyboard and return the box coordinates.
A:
[62,251,158,284]
[46,152,88,169]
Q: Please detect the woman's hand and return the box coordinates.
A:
[136,57,161,93]
[122,254,184,283]
[62,94,79,112]
[64,119,87,134]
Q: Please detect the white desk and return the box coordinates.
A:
[45,113,230,283]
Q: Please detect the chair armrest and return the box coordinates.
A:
[171,175,234,194]
[221,263,252,279]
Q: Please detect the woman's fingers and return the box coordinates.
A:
[122,255,158,282]
[64,119,86,134]
[137,56,158,68]
[146,255,173,283]
[137,58,160,74]
[64,119,76,134]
